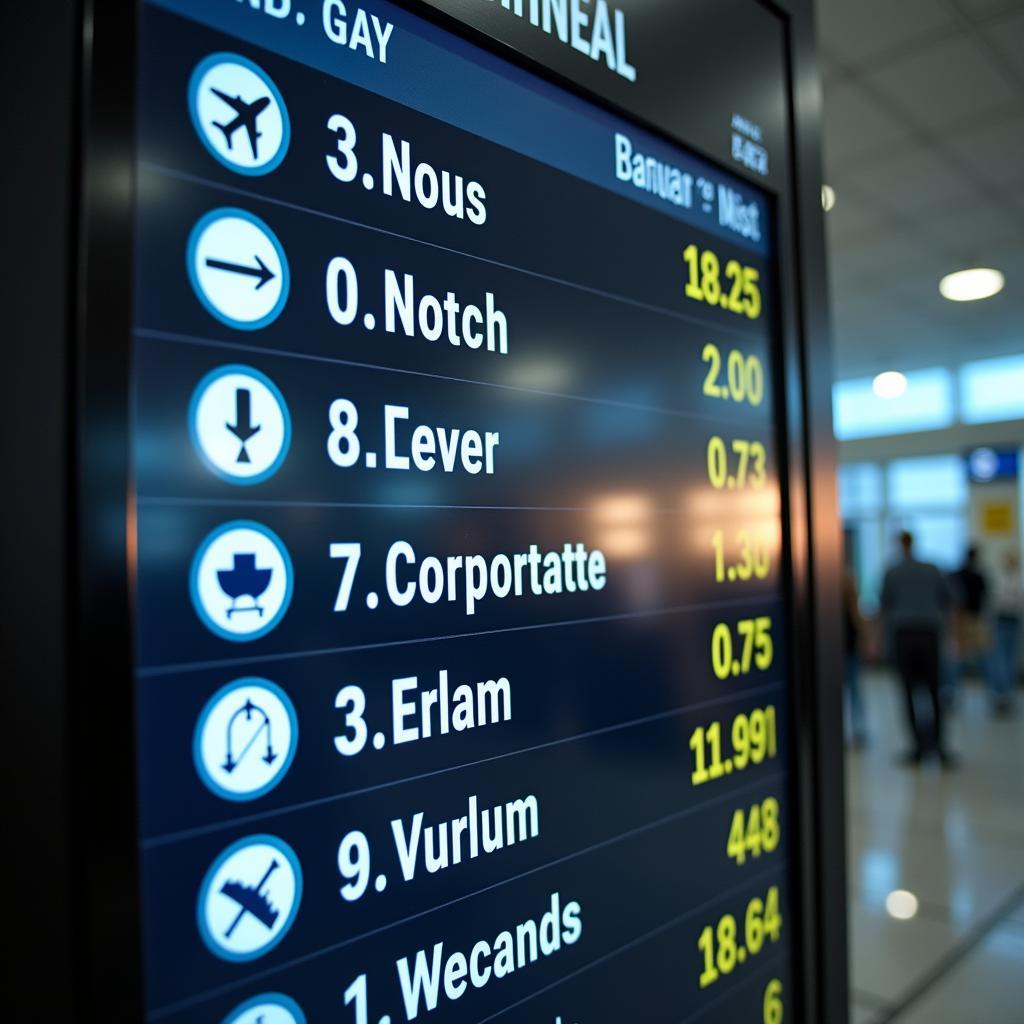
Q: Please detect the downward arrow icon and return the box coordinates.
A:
[227,388,261,463]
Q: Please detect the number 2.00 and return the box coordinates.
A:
[702,343,764,406]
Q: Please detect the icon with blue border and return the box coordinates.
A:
[198,834,302,962]
[190,364,291,484]
[188,208,290,331]
[189,53,291,175]
[221,993,306,1024]
[191,521,293,642]
[194,678,298,801]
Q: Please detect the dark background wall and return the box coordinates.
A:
[4,4,78,1020]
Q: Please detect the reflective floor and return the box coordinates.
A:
[847,670,1024,1024]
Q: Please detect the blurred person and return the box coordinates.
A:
[843,566,868,746]
[989,550,1022,715]
[881,530,956,766]
[950,545,989,684]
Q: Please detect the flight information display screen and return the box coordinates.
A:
[131,1,793,1021]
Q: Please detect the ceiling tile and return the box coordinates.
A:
[957,0,1024,23]
[823,81,911,170]
[817,0,956,63]
[1009,181,1024,217]
[978,8,1024,75]
[824,190,890,245]
[840,145,972,213]
[829,227,936,285]
[832,310,951,369]
[865,35,1018,130]
[943,112,1024,188]
[920,198,1022,254]
[816,0,1024,382]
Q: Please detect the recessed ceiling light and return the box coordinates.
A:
[885,889,919,921]
[821,184,836,212]
[939,268,1004,302]
[873,371,907,399]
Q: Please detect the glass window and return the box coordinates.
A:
[838,462,883,516]
[887,454,967,511]
[833,368,954,440]
[843,515,885,609]
[960,355,1024,424]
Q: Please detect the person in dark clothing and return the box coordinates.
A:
[843,567,867,746]
[951,547,987,614]
[950,546,989,683]
[881,531,956,766]
[989,550,1022,714]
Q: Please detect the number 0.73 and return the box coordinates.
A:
[706,436,767,490]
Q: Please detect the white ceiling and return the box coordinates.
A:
[816,0,1024,381]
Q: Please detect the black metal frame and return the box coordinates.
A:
[773,5,851,1022]
[8,0,845,1019]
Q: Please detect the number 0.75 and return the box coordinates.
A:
[712,616,773,679]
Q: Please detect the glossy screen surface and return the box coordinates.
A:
[132,2,794,1021]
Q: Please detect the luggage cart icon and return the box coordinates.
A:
[191,521,293,642]
[217,553,273,619]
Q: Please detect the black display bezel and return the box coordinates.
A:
[9,0,847,1018]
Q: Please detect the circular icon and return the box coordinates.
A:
[190,365,291,484]
[222,993,306,1024]
[198,834,302,962]
[194,678,298,801]
[189,53,290,175]
[968,446,998,482]
[190,521,293,641]
[188,208,290,330]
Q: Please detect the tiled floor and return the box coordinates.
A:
[846,670,1024,1023]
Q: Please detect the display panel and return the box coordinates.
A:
[131,2,795,1021]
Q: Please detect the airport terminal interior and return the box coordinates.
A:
[821,0,1024,1020]
[6,0,1023,1021]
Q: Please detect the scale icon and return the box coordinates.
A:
[221,993,306,1024]
[190,521,293,641]
[187,208,290,330]
[190,364,291,484]
[189,53,291,175]
[198,834,302,961]
[194,678,298,801]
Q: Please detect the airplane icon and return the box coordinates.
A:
[211,89,272,159]
[189,55,291,175]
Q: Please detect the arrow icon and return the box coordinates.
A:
[223,698,275,774]
[227,387,261,463]
[195,677,296,801]
[189,210,289,330]
[205,253,276,289]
